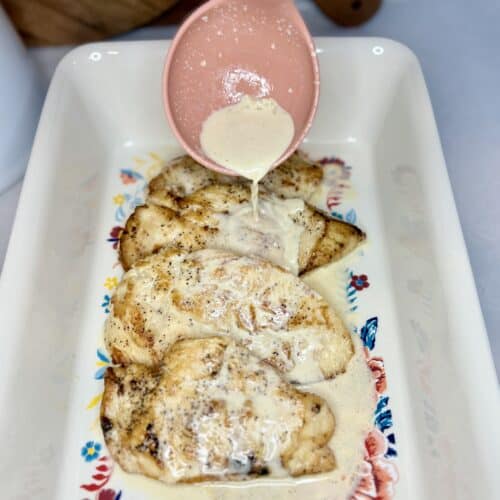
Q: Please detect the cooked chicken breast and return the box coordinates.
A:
[101,337,336,483]
[119,183,365,273]
[105,249,354,383]
[147,152,324,209]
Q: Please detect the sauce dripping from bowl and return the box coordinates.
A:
[200,95,295,219]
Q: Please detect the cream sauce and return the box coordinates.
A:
[202,342,300,477]
[148,341,306,481]
[114,338,375,499]
[107,249,352,384]
[214,195,305,275]
[200,95,295,217]
[285,330,326,384]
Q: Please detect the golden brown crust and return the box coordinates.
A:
[119,203,219,271]
[147,155,240,209]
[302,217,366,274]
[146,152,323,207]
[261,151,324,200]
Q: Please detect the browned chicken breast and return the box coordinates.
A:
[119,183,365,273]
[104,249,354,383]
[101,337,336,483]
[147,152,324,209]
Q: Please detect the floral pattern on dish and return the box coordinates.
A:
[351,429,399,500]
[97,489,123,500]
[94,349,111,380]
[367,357,387,394]
[351,274,370,291]
[352,310,398,495]
[81,441,102,462]
[80,456,114,493]
[120,168,143,185]
[107,226,124,250]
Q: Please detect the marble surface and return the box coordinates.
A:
[1,0,499,379]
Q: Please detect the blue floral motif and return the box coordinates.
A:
[94,367,107,380]
[345,208,357,224]
[345,270,359,312]
[81,441,102,462]
[386,433,398,457]
[94,349,111,380]
[120,168,144,184]
[97,349,110,363]
[374,398,398,457]
[360,316,378,350]
[330,209,357,224]
[101,295,111,314]
[375,396,393,432]
[115,191,144,222]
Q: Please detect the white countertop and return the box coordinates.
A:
[1,0,499,379]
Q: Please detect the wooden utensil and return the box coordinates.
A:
[313,0,381,27]
[3,0,178,45]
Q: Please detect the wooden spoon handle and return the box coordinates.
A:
[313,0,382,27]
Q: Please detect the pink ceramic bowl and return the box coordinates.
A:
[162,0,320,175]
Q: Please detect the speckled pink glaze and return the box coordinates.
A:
[163,0,320,175]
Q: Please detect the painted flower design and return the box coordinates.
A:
[80,456,113,492]
[114,191,145,222]
[95,349,111,380]
[368,357,387,394]
[360,317,378,350]
[112,194,125,206]
[101,295,111,314]
[351,429,399,500]
[81,441,102,462]
[104,277,119,290]
[107,226,124,249]
[97,489,122,500]
[323,157,352,210]
[319,156,345,166]
[374,396,394,433]
[120,168,143,185]
[351,274,369,291]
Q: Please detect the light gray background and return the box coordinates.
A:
[0,0,498,378]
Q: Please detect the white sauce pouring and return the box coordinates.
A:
[200,95,295,217]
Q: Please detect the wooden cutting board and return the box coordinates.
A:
[3,0,179,46]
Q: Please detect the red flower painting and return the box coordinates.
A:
[107,226,124,250]
[351,429,399,500]
[351,274,370,291]
[96,489,122,500]
[367,356,387,394]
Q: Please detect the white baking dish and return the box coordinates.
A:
[0,39,498,500]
